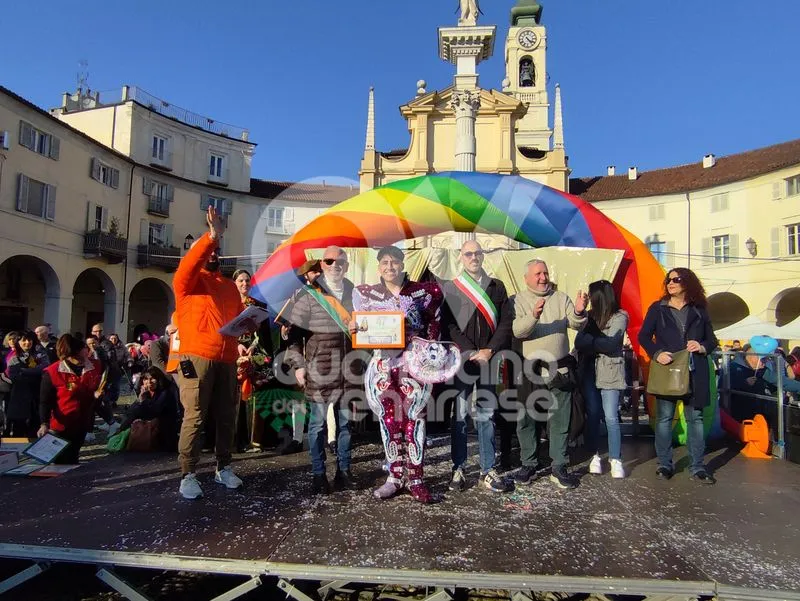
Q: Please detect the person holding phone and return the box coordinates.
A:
[171,206,245,500]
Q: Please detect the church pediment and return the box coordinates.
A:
[401,86,523,117]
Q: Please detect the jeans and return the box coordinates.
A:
[451,379,497,474]
[517,379,572,469]
[308,400,351,475]
[582,365,622,460]
[655,398,706,474]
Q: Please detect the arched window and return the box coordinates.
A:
[519,57,535,88]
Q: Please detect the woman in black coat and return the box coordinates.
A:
[5,331,49,437]
[638,268,718,484]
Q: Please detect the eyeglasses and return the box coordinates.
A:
[322,258,347,266]
[666,276,683,284]
[462,251,485,258]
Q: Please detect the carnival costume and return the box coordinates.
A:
[354,276,447,503]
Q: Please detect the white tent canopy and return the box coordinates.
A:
[776,315,800,340]
[714,314,793,340]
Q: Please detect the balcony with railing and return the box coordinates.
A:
[126,86,250,142]
[84,231,128,263]
[137,244,181,271]
[147,197,170,217]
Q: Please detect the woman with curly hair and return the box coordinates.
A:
[638,267,718,484]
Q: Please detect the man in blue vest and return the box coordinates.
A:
[442,240,513,492]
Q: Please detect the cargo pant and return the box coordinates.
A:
[176,355,237,475]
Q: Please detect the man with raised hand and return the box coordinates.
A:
[442,241,512,493]
[172,206,244,500]
[512,259,587,490]
[286,246,361,495]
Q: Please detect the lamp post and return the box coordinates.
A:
[184,234,195,250]
[745,237,757,257]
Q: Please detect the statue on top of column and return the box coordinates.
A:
[458,0,480,26]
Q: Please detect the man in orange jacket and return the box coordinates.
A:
[173,206,244,499]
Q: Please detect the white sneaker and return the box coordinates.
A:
[107,421,121,437]
[589,453,602,475]
[84,432,97,444]
[214,466,243,489]
[179,473,203,499]
[610,459,626,479]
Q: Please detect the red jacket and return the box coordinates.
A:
[173,232,243,363]
[44,358,103,433]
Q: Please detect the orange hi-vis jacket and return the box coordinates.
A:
[173,232,243,364]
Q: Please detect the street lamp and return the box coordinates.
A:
[745,237,757,257]
[184,234,195,250]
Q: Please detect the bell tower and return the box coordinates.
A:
[504,0,550,149]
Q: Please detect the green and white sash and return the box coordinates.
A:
[453,272,498,333]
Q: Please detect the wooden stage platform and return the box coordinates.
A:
[0,436,798,600]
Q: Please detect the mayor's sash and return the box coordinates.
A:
[453,272,498,333]
[304,284,352,338]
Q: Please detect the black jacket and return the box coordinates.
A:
[441,274,512,357]
[638,300,718,409]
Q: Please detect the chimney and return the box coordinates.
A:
[628,167,638,181]
[607,165,616,176]
[703,153,716,169]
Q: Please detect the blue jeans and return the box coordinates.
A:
[308,400,351,475]
[655,398,706,474]
[451,380,497,474]
[581,367,622,460]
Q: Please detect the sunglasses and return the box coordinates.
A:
[463,251,485,258]
[666,276,683,284]
[322,258,347,266]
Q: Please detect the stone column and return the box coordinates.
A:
[451,90,481,172]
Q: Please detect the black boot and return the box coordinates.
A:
[312,474,330,495]
[334,469,356,490]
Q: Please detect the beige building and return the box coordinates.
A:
[571,140,800,329]
[0,85,355,339]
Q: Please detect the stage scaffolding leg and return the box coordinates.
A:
[96,567,154,601]
[279,578,318,601]
[0,561,51,595]
[210,575,263,601]
[318,579,355,599]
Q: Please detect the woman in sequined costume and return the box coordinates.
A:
[353,246,443,504]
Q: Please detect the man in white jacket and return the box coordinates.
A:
[512,259,587,489]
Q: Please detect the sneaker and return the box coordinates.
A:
[549,466,578,490]
[690,470,716,485]
[656,466,674,480]
[481,469,513,493]
[214,466,243,489]
[107,421,121,437]
[333,469,356,490]
[84,432,96,444]
[179,473,203,499]
[448,467,466,492]
[513,465,541,484]
[589,453,602,475]
[312,474,331,495]
[610,458,626,479]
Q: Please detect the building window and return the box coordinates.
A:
[209,154,225,178]
[95,205,104,231]
[787,224,800,256]
[19,121,60,160]
[91,158,120,188]
[787,175,800,197]
[648,204,665,221]
[268,207,284,230]
[648,241,668,266]
[149,223,166,246]
[16,174,56,220]
[152,135,167,161]
[713,235,730,264]
[710,193,729,213]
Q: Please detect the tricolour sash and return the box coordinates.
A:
[304,284,352,338]
[453,272,498,333]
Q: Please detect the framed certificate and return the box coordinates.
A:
[352,311,405,349]
[23,432,69,464]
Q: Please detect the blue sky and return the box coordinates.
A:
[2,0,799,183]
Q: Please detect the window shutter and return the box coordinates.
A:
[86,201,97,231]
[166,184,174,202]
[729,233,739,263]
[18,121,33,149]
[771,227,781,257]
[139,219,150,245]
[721,193,729,211]
[110,168,120,189]
[45,185,56,221]
[142,176,152,195]
[710,196,717,213]
[91,158,101,181]
[701,237,712,266]
[101,207,109,231]
[666,241,676,268]
[164,224,174,246]
[200,194,211,211]
[773,182,783,201]
[49,136,60,160]
[16,174,29,212]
